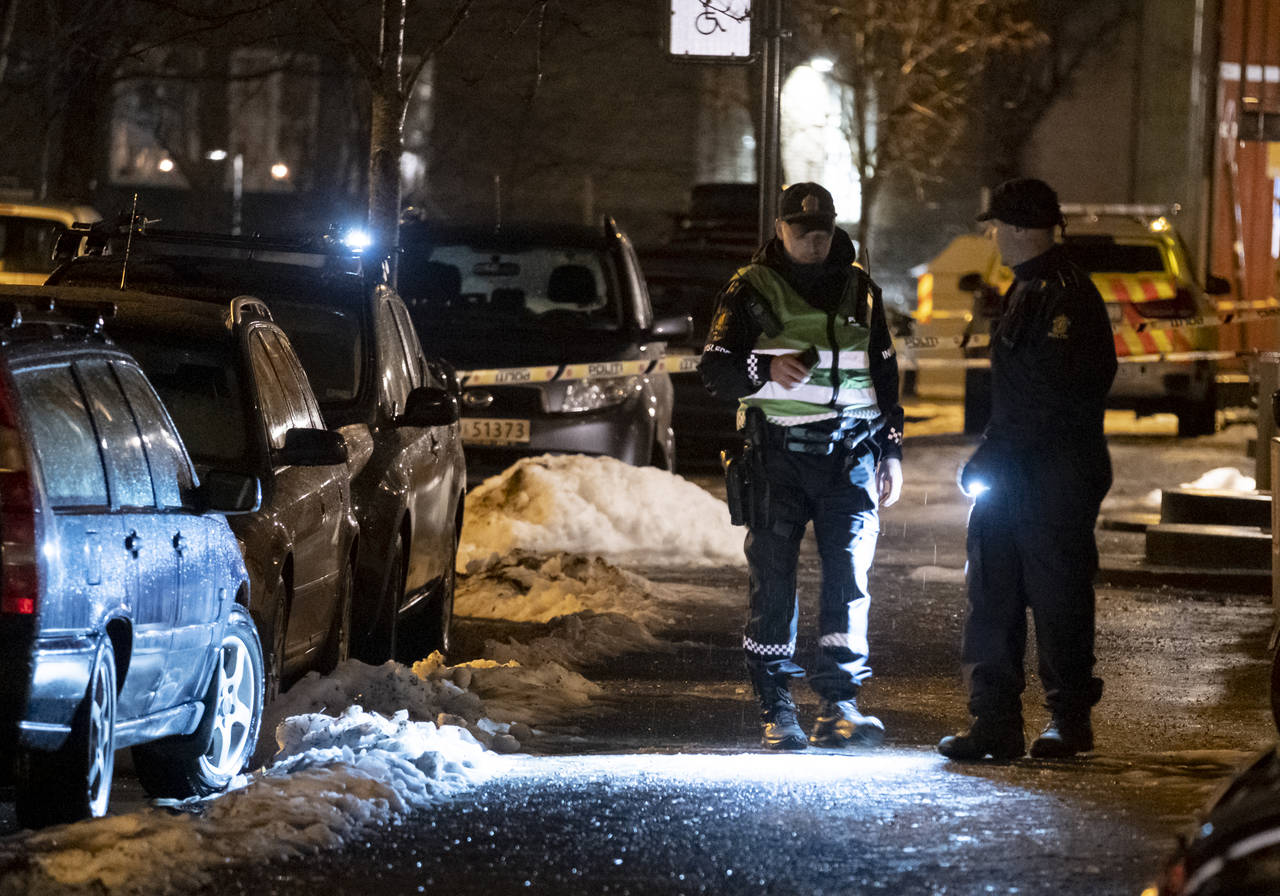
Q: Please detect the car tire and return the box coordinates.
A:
[963,368,992,435]
[402,528,456,663]
[133,605,264,799]
[357,536,405,665]
[263,572,289,705]
[16,636,117,827]
[320,561,354,673]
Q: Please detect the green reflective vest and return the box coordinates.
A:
[737,264,879,425]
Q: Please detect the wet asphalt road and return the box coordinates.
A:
[193,414,1279,896]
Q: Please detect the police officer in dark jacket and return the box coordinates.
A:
[699,182,904,751]
[939,177,1117,761]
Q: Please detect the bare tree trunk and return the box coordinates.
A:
[369,0,407,277]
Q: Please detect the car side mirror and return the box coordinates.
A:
[398,386,460,428]
[276,427,348,467]
[957,272,987,292]
[651,313,694,342]
[426,357,462,397]
[1205,274,1231,296]
[194,469,261,514]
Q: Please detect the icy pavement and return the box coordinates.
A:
[0,455,746,895]
[0,446,1268,895]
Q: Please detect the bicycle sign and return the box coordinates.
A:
[669,0,752,61]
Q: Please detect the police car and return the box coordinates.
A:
[908,205,1229,436]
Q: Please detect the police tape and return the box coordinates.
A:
[457,345,1253,384]
[455,300,1278,385]
[457,354,703,387]
[917,298,1280,359]
[900,350,1243,371]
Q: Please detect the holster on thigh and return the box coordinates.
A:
[758,473,805,539]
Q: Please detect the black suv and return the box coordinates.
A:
[398,215,691,483]
[0,294,264,827]
[50,227,466,663]
[41,285,361,700]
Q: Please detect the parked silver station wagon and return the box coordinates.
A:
[0,295,264,828]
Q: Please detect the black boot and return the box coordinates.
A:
[938,716,1025,761]
[750,669,807,751]
[1029,714,1093,759]
[809,698,885,748]
[760,700,808,751]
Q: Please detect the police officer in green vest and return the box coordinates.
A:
[699,182,905,751]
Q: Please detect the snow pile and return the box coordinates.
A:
[256,651,602,766]
[1141,465,1257,508]
[1183,466,1256,491]
[457,454,743,570]
[458,551,690,627]
[454,551,743,669]
[4,706,497,896]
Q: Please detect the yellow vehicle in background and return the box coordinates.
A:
[0,198,100,285]
[909,205,1229,436]
[905,233,1012,414]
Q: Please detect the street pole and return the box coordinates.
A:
[757,0,783,247]
[231,152,244,236]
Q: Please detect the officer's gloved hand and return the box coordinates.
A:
[957,440,998,498]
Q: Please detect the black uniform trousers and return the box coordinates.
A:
[743,437,879,703]
[961,474,1103,723]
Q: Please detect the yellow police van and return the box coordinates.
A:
[909,204,1228,436]
[0,198,100,285]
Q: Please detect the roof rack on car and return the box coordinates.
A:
[54,211,372,271]
[0,299,115,339]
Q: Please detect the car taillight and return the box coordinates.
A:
[0,469,37,614]
[0,372,37,616]
[915,273,934,323]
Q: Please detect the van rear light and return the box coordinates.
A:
[0,371,37,616]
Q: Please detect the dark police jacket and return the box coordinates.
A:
[697,228,904,462]
[977,244,1117,525]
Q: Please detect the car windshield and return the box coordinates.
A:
[399,244,620,329]
[1063,239,1167,274]
[115,336,250,467]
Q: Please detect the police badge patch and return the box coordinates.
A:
[1048,314,1071,339]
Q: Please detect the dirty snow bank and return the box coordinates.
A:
[457,454,743,570]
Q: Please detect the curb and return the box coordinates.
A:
[1098,560,1270,595]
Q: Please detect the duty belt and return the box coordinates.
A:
[763,418,870,456]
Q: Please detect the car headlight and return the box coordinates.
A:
[559,376,641,412]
